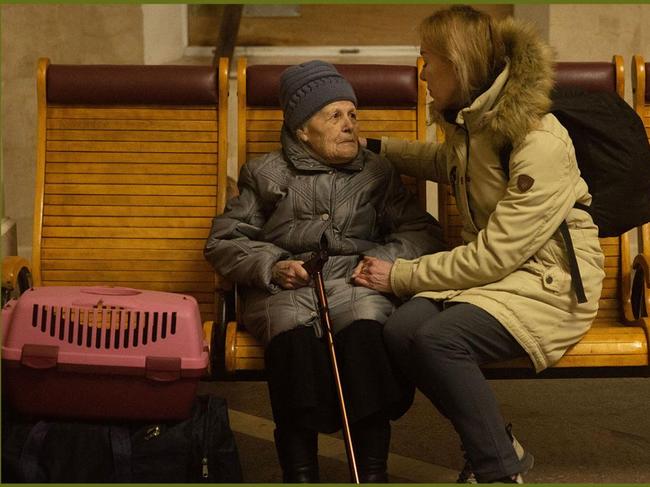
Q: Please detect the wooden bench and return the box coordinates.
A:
[218,56,649,379]
[631,54,650,319]
[25,58,230,346]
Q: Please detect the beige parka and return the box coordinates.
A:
[380,19,605,372]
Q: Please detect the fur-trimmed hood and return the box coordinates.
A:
[469,18,555,147]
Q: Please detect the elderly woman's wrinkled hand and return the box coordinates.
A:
[352,256,394,294]
[272,260,311,289]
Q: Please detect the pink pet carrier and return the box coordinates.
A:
[1,286,209,421]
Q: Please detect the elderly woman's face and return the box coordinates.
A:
[297,100,359,165]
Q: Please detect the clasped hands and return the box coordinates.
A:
[351,256,393,293]
[271,256,393,294]
[271,260,311,290]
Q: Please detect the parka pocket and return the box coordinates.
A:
[521,258,571,295]
[541,266,571,294]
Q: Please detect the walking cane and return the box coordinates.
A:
[302,249,360,484]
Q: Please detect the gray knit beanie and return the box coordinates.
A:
[279,60,357,132]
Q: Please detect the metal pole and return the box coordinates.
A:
[303,251,360,484]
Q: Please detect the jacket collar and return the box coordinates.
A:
[281,125,365,172]
[454,61,510,130]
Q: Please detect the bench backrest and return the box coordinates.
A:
[237,58,428,207]
[632,55,650,255]
[32,58,229,323]
[437,56,631,324]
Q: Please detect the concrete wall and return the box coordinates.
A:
[2,4,649,260]
[1,4,144,258]
[188,4,512,47]
[550,4,649,103]
[143,4,186,65]
[516,4,649,103]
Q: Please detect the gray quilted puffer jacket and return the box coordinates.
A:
[204,128,444,344]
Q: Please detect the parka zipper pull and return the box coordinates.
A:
[202,456,209,478]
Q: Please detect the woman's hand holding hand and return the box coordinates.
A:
[272,260,311,289]
[352,256,394,294]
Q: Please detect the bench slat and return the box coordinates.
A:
[46,163,217,175]
[42,237,204,250]
[41,259,212,272]
[42,280,221,293]
[45,174,217,185]
[42,227,210,239]
[42,270,214,282]
[46,140,218,153]
[45,184,217,196]
[44,205,216,217]
[246,108,417,121]
[44,195,217,206]
[48,106,218,120]
[47,151,218,164]
[43,216,211,228]
[47,118,218,131]
[42,248,205,260]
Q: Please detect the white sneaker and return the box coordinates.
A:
[456,424,533,484]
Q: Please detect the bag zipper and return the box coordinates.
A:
[201,398,210,480]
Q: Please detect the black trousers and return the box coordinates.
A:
[383,298,528,482]
[265,319,414,434]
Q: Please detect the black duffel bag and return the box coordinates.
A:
[2,394,243,483]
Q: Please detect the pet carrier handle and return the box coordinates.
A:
[145,356,181,382]
[21,344,58,369]
[80,287,142,296]
[72,287,142,307]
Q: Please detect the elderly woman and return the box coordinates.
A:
[204,60,444,483]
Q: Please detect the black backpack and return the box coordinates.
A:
[2,394,243,483]
[500,88,650,302]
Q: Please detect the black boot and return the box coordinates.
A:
[274,425,320,483]
[351,415,391,483]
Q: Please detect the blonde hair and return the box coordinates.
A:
[419,6,506,106]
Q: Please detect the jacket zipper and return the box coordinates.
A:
[318,170,336,252]
[459,125,480,234]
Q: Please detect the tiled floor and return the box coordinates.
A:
[199,377,650,483]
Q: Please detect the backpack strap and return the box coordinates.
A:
[558,221,587,303]
[499,145,587,304]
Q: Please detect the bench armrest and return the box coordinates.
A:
[206,271,240,379]
[2,256,33,306]
[631,253,649,321]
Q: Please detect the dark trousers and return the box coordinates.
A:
[265,320,413,482]
[383,298,527,482]
[266,319,413,433]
